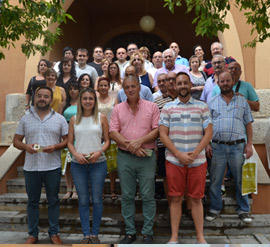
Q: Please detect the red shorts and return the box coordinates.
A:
[166,160,207,199]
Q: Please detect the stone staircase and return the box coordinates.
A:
[0,166,269,243]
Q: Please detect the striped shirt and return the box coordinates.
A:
[209,93,254,142]
[16,107,68,171]
[154,94,175,147]
[159,97,211,167]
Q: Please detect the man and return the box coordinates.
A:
[200,55,225,104]
[126,43,138,59]
[212,61,260,111]
[110,75,160,244]
[53,46,77,74]
[205,71,254,223]
[117,65,153,103]
[204,42,235,76]
[153,49,192,88]
[159,72,212,244]
[154,72,178,216]
[13,86,68,244]
[88,46,104,76]
[104,48,114,62]
[75,48,98,84]
[169,42,189,67]
[115,47,129,78]
[148,51,163,79]
[153,73,167,100]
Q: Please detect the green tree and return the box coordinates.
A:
[0,0,73,60]
[164,0,270,47]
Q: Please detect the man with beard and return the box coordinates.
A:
[212,61,260,111]
[205,71,254,223]
[13,86,68,244]
[159,72,212,244]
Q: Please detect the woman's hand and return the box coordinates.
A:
[88,151,102,163]
[74,152,89,164]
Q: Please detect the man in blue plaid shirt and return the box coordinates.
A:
[205,71,254,224]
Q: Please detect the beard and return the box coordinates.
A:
[36,101,50,111]
[221,87,233,95]
[179,89,190,98]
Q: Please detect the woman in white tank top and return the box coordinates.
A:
[67,88,110,244]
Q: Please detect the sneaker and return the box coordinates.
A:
[143,234,153,244]
[221,185,226,196]
[205,212,219,222]
[239,213,252,223]
[119,234,136,244]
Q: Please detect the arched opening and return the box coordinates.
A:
[104,32,167,56]
[49,0,218,62]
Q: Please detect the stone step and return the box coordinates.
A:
[0,192,252,215]
[0,208,269,236]
[8,173,237,196]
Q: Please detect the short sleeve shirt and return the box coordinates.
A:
[159,97,212,168]
[16,107,68,171]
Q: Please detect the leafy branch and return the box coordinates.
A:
[163,0,270,47]
[0,0,74,60]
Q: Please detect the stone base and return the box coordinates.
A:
[1,121,18,143]
[5,94,25,122]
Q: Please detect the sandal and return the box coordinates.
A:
[71,188,78,200]
[80,237,91,244]
[63,189,72,200]
[90,235,100,244]
[111,191,118,200]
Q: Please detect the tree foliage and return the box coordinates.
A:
[0,0,74,60]
[163,0,270,47]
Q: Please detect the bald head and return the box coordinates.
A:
[226,61,242,84]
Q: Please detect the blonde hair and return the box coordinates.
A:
[139,46,151,60]
[76,88,99,125]
[129,52,146,75]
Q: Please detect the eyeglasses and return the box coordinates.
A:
[227,67,241,71]
[165,77,176,82]
[158,79,166,83]
[212,61,224,65]
[127,48,137,52]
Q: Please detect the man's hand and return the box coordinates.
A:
[205,144,212,158]
[25,144,37,154]
[43,145,56,153]
[176,151,194,166]
[235,92,244,97]
[244,143,253,159]
[134,148,147,157]
[125,139,143,154]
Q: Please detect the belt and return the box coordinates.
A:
[118,148,154,155]
[212,139,245,145]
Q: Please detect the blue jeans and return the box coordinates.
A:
[209,142,249,215]
[24,168,61,237]
[71,161,107,236]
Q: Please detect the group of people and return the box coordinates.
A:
[13,40,260,244]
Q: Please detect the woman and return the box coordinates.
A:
[130,52,156,92]
[94,58,111,90]
[68,88,110,244]
[106,62,122,99]
[44,68,66,114]
[56,57,77,94]
[189,55,207,100]
[78,73,94,90]
[192,44,207,71]
[96,77,118,200]
[139,46,154,71]
[25,59,51,109]
[62,81,80,200]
